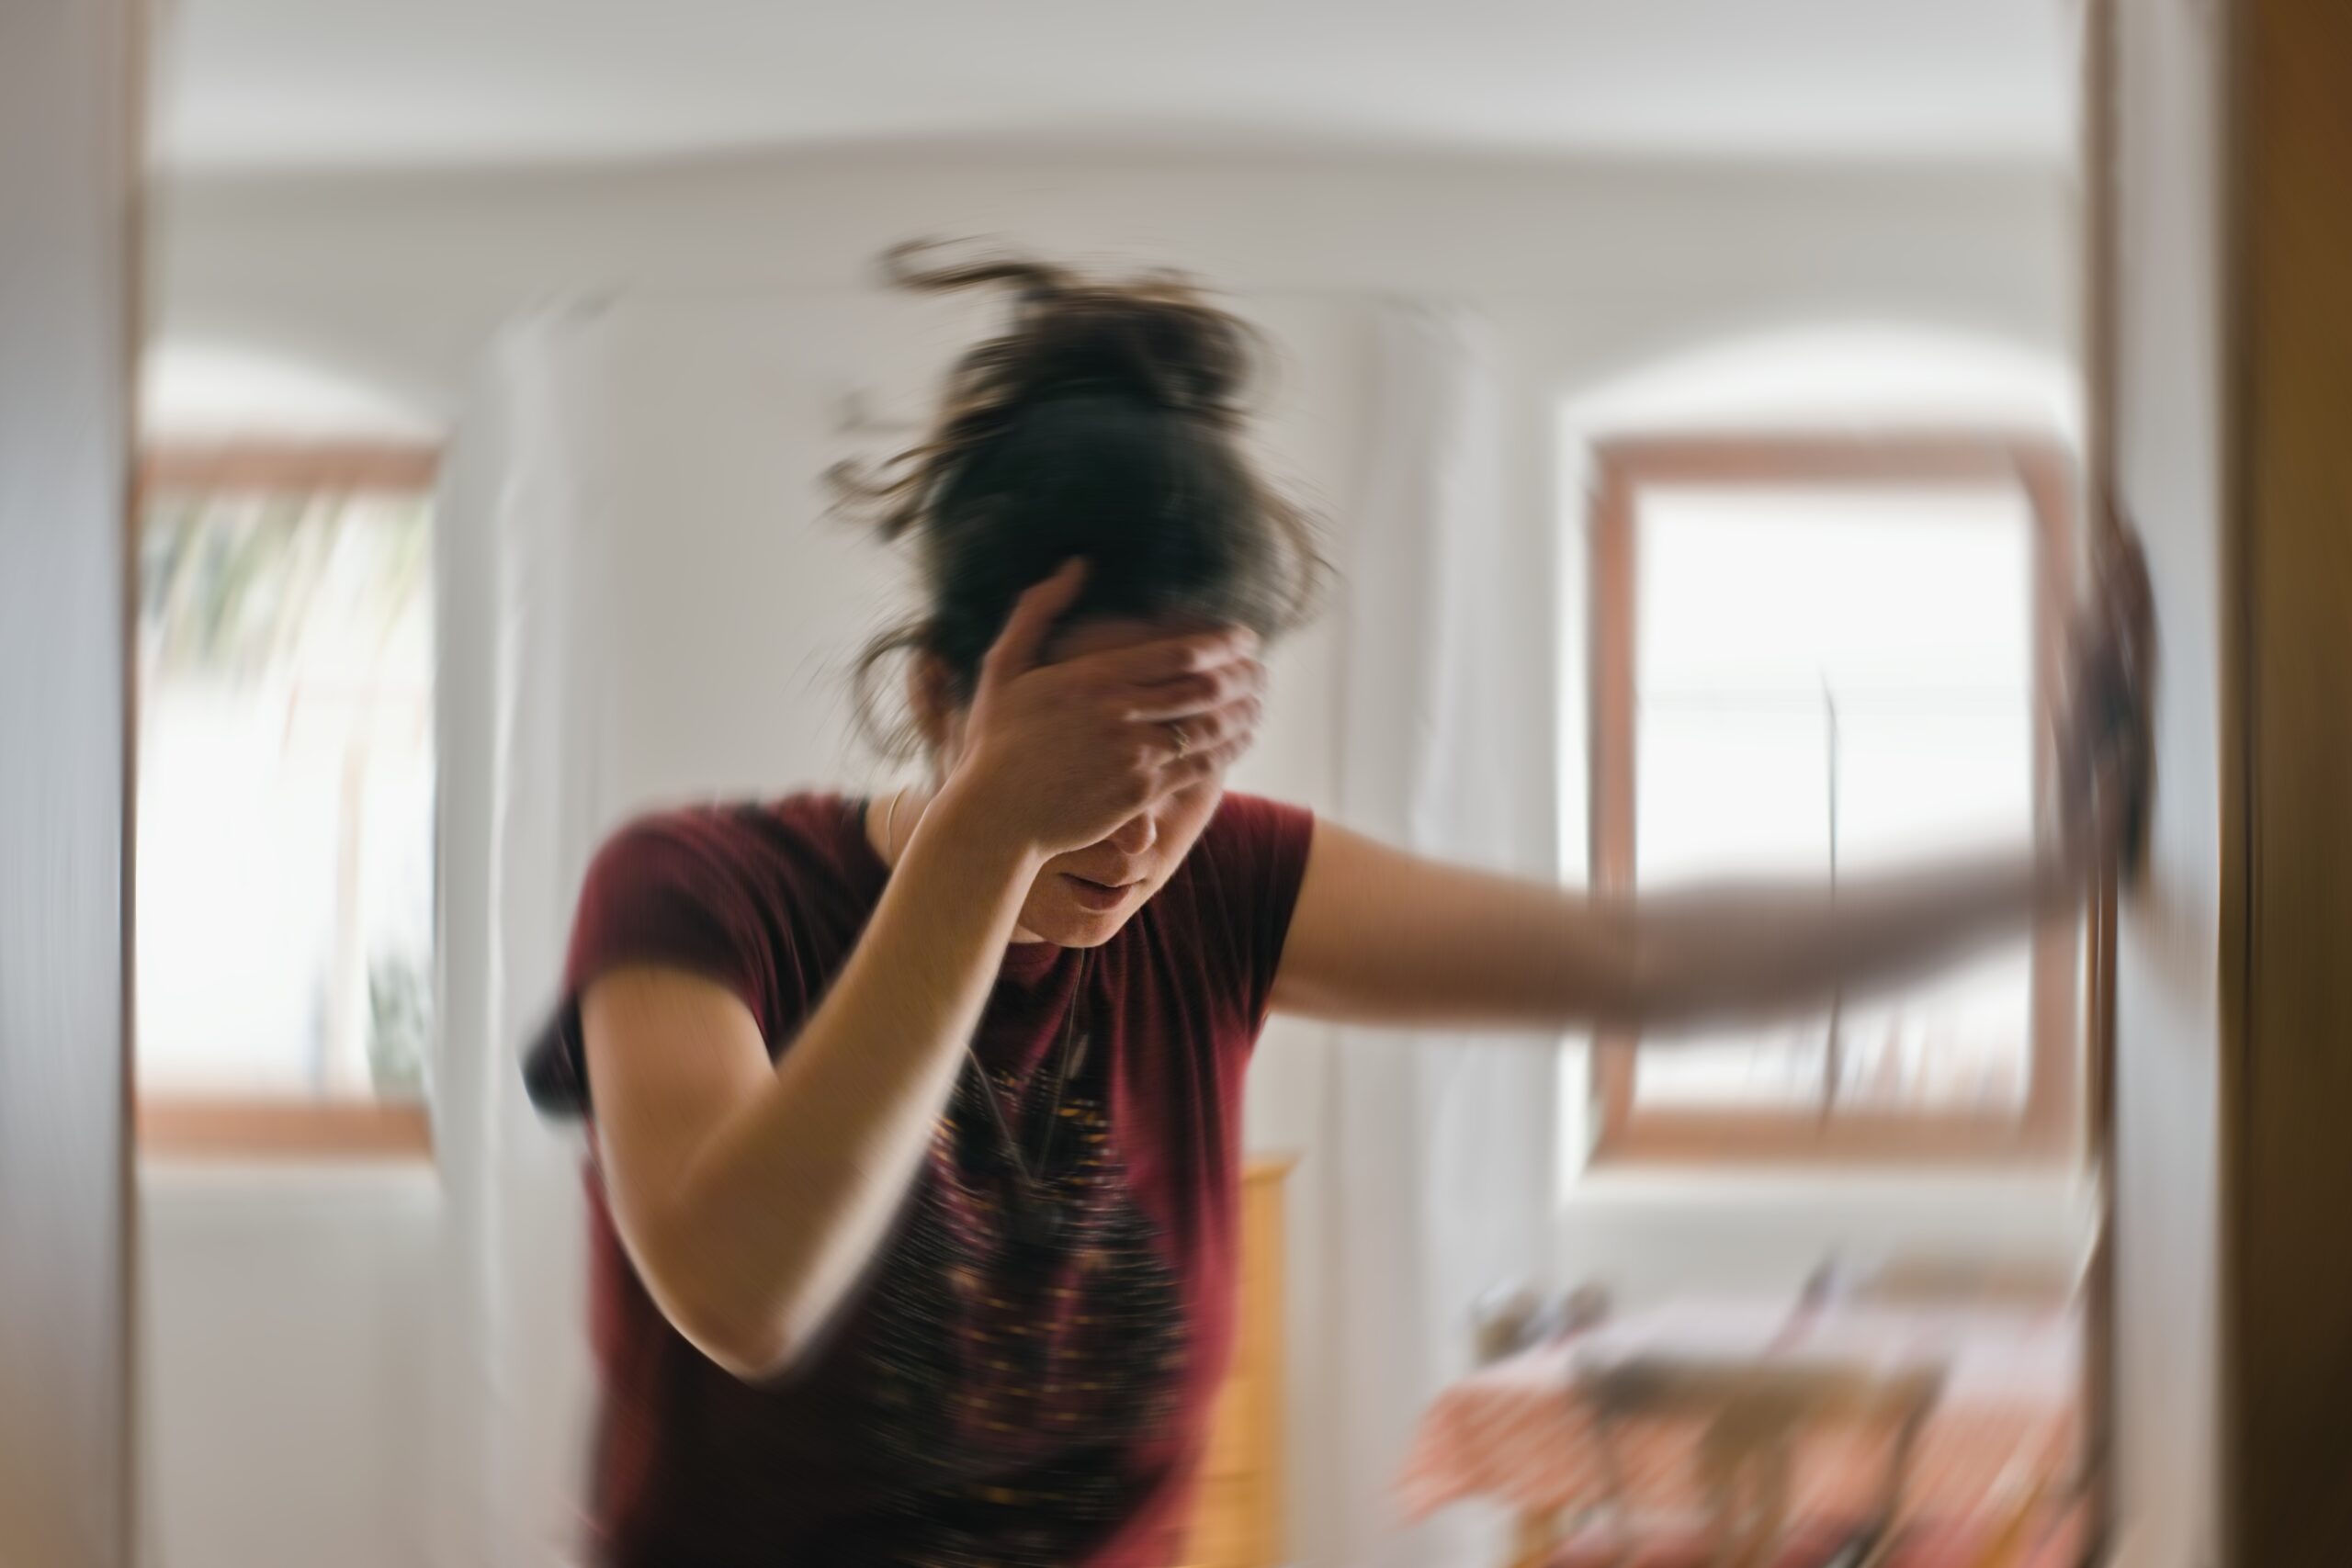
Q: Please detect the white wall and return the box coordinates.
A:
[139,1169,440,1568]
[154,146,2071,423]
[141,144,2078,1568]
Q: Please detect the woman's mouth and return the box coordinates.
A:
[1060,874,1137,912]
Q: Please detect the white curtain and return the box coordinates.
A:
[430,303,607,1568]
[430,292,924,1566]
[1319,304,1561,1568]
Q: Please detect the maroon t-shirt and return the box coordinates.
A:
[524,791,1316,1568]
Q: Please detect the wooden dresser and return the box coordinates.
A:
[1180,1156,1293,1568]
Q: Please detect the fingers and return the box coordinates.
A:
[1120,657,1265,723]
[1090,626,1260,689]
[1162,728,1256,788]
[2089,516,2156,693]
[1147,675,1266,787]
[2098,511,2154,629]
[978,559,1089,690]
[2052,596,2154,881]
[1153,689,1263,760]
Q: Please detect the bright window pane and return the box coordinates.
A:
[1630,483,2035,1116]
[136,487,435,1101]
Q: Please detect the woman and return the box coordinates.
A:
[524,249,2149,1568]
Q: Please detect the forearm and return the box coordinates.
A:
[1276,822,2082,1036]
[644,784,1038,1373]
[1616,846,2075,1034]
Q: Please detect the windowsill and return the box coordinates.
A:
[1566,1164,2089,1208]
[1553,1165,2097,1304]
[135,1098,434,1166]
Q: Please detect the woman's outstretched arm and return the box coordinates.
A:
[1277,537,2153,1038]
[1270,822,2079,1035]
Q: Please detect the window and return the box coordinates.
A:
[1588,436,2078,1163]
[135,445,438,1158]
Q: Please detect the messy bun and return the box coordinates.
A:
[838,241,1326,761]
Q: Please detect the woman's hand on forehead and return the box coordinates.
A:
[1114,644,1264,725]
[1066,624,1261,685]
[944,569,1266,859]
[1041,621,1264,725]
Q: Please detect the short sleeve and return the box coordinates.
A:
[522,811,780,1119]
[1186,793,1317,1032]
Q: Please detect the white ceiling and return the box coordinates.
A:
[155,0,2079,170]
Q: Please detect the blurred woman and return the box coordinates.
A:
[525,247,2150,1568]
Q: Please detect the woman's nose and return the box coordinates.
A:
[1108,811,1158,857]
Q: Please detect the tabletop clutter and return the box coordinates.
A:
[1396,1261,2086,1568]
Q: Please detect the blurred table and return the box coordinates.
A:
[1397,1296,2079,1561]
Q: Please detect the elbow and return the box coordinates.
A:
[678,1305,794,1383]
[639,1255,825,1384]
[673,1288,837,1382]
[616,1191,860,1383]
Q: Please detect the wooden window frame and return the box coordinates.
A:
[1588,434,2081,1167]
[134,441,440,1162]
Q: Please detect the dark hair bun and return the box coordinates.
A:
[881,240,1251,422]
[838,242,1325,761]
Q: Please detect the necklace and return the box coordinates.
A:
[965,949,1090,1249]
[879,784,908,864]
[866,789,1088,1247]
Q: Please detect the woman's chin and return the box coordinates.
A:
[1024,890,1145,948]
[1035,913,1125,949]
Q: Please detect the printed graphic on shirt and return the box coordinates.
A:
[856,1043,1191,1567]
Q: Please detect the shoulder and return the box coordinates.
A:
[580,793,861,902]
[531,794,866,1117]
[566,791,872,997]
[1166,789,1317,926]
[1159,793,1317,1023]
[1186,792,1317,882]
